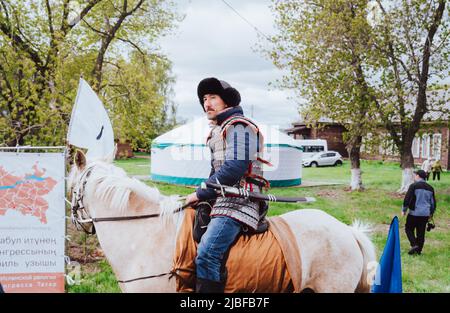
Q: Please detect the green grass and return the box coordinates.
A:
[67,260,121,293]
[68,157,450,293]
[114,156,150,176]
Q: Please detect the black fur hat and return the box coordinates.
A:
[197,77,241,111]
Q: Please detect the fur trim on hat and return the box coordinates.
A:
[197,77,241,111]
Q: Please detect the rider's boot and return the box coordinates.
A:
[195,278,225,293]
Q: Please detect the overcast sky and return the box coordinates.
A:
[159,0,300,129]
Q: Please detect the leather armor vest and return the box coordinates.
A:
[206,115,270,230]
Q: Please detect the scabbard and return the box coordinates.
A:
[202,182,316,203]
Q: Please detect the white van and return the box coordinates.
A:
[294,139,328,159]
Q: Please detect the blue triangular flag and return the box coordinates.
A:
[372,216,402,293]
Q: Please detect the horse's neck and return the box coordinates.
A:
[91,201,178,292]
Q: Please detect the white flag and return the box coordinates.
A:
[67,78,114,160]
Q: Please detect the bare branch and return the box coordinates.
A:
[66,0,102,31]
[103,60,122,70]
[92,0,145,91]
[430,29,450,55]
[105,93,130,103]
[0,63,14,107]
[125,0,144,16]
[401,6,421,79]
[411,0,446,128]
[117,37,146,56]
[45,0,54,38]
[17,123,47,136]
[372,42,418,84]
[0,21,44,70]
[61,0,70,31]
[0,0,10,23]
[81,17,109,37]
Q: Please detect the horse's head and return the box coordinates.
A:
[67,149,102,234]
[67,146,116,193]
[67,149,184,235]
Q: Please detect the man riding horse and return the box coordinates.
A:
[185,77,269,293]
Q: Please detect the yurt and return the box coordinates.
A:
[150,117,302,187]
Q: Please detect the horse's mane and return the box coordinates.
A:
[70,160,184,229]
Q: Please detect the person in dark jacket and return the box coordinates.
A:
[402,170,436,255]
[184,77,268,293]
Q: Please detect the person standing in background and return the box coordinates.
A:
[431,159,443,181]
[421,157,432,181]
[402,170,436,255]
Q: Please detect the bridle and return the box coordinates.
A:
[68,164,193,284]
[70,165,190,233]
[70,165,97,234]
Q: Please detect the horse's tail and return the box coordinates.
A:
[350,220,376,293]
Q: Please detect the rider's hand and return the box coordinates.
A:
[401,211,406,217]
[185,192,199,206]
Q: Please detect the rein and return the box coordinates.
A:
[117,268,194,284]
[89,205,189,223]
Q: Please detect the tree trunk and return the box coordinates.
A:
[398,148,415,193]
[7,133,24,147]
[350,167,363,191]
[347,135,364,191]
[92,42,108,92]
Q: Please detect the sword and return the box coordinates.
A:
[201,181,316,203]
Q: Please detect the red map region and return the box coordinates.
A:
[0,163,57,224]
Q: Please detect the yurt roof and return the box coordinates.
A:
[152,117,302,150]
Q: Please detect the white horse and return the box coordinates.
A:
[67,150,376,293]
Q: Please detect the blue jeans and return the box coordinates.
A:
[195,216,242,282]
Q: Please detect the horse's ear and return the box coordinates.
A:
[74,149,87,170]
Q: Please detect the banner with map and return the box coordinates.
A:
[0,152,65,293]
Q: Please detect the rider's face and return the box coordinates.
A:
[203,94,228,120]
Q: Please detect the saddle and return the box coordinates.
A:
[172,208,302,293]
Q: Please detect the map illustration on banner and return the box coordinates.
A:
[0,163,57,224]
[0,151,66,293]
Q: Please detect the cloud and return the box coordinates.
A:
[159,0,300,128]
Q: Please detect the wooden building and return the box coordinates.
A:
[286,117,449,170]
[286,119,349,157]
[114,139,134,159]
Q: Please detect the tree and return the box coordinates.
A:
[267,0,378,191]
[78,0,177,93]
[103,51,178,149]
[267,0,449,193]
[0,0,101,146]
[367,0,449,192]
[0,0,179,148]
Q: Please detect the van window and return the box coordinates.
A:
[303,145,325,153]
